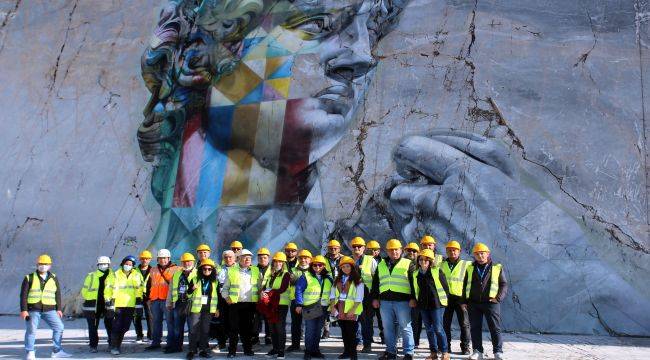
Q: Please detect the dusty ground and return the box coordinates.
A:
[0,316,648,359]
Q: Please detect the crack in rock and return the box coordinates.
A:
[0,0,22,55]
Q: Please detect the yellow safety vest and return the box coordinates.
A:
[26,272,57,306]
[441,259,469,296]
[289,265,308,301]
[227,265,260,303]
[107,268,144,308]
[191,278,218,314]
[356,255,374,286]
[333,281,363,315]
[264,270,290,306]
[465,263,502,299]
[81,270,115,312]
[302,272,332,306]
[412,268,448,306]
[171,269,197,303]
[377,258,411,295]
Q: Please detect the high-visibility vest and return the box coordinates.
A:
[171,269,197,303]
[137,266,151,288]
[148,265,178,301]
[227,265,260,303]
[412,268,448,306]
[302,272,332,306]
[108,269,144,308]
[289,266,308,301]
[356,255,374,286]
[26,272,57,306]
[81,270,115,312]
[263,270,290,306]
[377,258,411,295]
[333,281,363,315]
[465,263,502,299]
[441,259,469,296]
[324,256,340,277]
[434,254,443,266]
[190,278,218,314]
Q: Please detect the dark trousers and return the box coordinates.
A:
[468,302,503,354]
[270,305,288,353]
[85,312,113,348]
[189,309,212,353]
[168,301,191,351]
[134,300,152,339]
[111,308,134,350]
[340,320,358,359]
[443,295,471,352]
[356,293,374,347]
[228,302,256,353]
[411,307,422,346]
[216,294,230,347]
[289,301,303,347]
[254,309,271,342]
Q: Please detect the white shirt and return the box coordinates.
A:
[330,277,364,302]
[221,266,255,302]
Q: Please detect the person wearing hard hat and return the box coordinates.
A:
[441,241,471,355]
[420,236,443,265]
[230,240,243,256]
[366,240,381,260]
[134,250,153,342]
[413,249,450,360]
[284,242,299,269]
[196,244,212,262]
[294,255,333,360]
[322,239,344,339]
[254,247,272,346]
[349,237,377,353]
[221,249,260,357]
[365,240,384,344]
[187,259,220,359]
[260,252,292,359]
[403,242,423,349]
[106,255,144,355]
[463,243,507,360]
[145,248,179,351]
[328,256,364,360]
[20,254,71,359]
[215,249,237,350]
[285,249,312,353]
[164,253,197,353]
[81,256,115,353]
[371,239,416,360]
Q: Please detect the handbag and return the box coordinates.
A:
[302,302,323,320]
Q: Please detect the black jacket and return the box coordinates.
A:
[462,261,508,303]
[415,268,449,309]
[371,257,416,302]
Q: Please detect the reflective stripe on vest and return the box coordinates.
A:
[265,271,290,306]
[303,273,332,306]
[358,255,373,286]
[81,270,115,312]
[190,279,218,314]
[465,263,502,299]
[227,266,260,303]
[171,269,197,303]
[289,266,308,301]
[441,259,469,296]
[26,273,57,306]
[334,282,363,315]
[111,269,144,308]
[412,268,448,306]
[377,258,411,295]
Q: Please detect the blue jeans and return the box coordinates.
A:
[168,302,191,350]
[303,308,325,354]
[420,308,448,353]
[150,300,171,346]
[24,310,64,352]
[379,300,414,355]
[356,295,374,347]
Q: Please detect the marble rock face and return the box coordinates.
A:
[0,0,648,336]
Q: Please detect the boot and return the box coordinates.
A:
[441,353,450,360]
[425,352,438,360]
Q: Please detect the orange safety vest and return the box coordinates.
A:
[148,264,178,301]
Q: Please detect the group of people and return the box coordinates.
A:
[20,236,507,360]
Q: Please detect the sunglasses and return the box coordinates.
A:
[202,267,214,271]
[286,249,297,252]
[406,249,418,253]
[312,263,324,268]
[352,245,364,249]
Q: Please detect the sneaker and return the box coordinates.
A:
[187,352,196,360]
[360,345,371,354]
[425,352,437,360]
[285,345,300,352]
[227,352,236,358]
[266,349,279,357]
[441,353,450,360]
[89,347,98,353]
[136,337,144,344]
[110,348,121,355]
[277,353,285,359]
[402,355,413,360]
[145,344,161,351]
[26,351,36,360]
[494,352,504,360]
[378,352,397,360]
[312,351,325,358]
[321,330,330,339]
[462,348,471,355]
[51,349,72,358]
[199,350,213,358]
[469,350,483,360]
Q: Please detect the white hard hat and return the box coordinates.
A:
[97,256,111,265]
[240,249,253,257]
[157,249,171,258]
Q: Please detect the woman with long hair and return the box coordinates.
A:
[329,256,364,360]
[260,253,292,359]
[186,259,219,359]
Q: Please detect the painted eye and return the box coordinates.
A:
[286,15,334,38]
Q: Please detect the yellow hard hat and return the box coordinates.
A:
[350,237,366,247]
[196,244,211,252]
[230,241,243,249]
[257,247,271,256]
[445,241,461,250]
[405,242,420,252]
[200,259,216,268]
[37,254,52,265]
[339,256,355,267]
[473,243,490,253]
[366,240,380,250]
[386,239,402,250]
[327,239,341,248]
[312,255,327,264]
[284,242,298,251]
[180,252,196,262]
[420,235,437,245]
[139,250,153,259]
[272,252,287,262]
[418,249,436,261]
[298,249,313,258]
